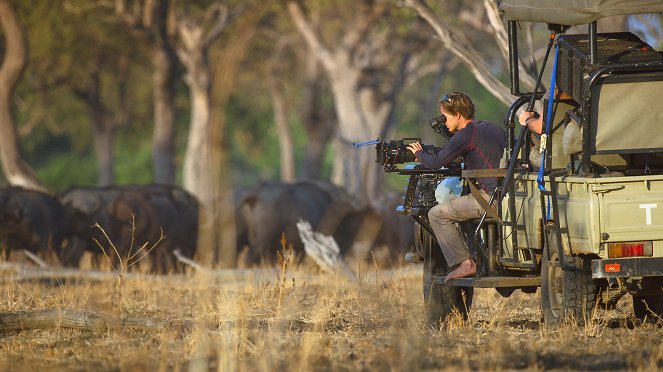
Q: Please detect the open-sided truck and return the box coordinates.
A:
[397,1,663,326]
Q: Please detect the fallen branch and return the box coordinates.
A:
[0,309,191,333]
[23,250,48,268]
[0,262,280,285]
[296,219,356,282]
[0,263,115,283]
[173,248,209,273]
[0,308,408,334]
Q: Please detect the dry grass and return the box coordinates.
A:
[0,258,661,371]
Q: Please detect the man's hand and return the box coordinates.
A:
[519,110,543,134]
[406,142,422,155]
[519,110,536,127]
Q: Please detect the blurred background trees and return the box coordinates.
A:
[0,0,661,265]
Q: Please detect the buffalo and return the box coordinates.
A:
[59,184,198,272]
[0,186,86,263]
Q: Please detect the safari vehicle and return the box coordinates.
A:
[392,1,663,326]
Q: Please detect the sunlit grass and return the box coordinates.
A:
[0,259,660,371]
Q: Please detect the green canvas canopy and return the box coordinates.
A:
[498,0,663,26]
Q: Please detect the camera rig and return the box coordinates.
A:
[353,116,461,221]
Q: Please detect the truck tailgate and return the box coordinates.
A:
[598,179,663,242]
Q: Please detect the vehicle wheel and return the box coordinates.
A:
[420,220,473,328]
[413,223,426,258]
[541,233,599,326]
[633,295,663,323]
[423,279,473,327]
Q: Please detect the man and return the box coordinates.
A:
[519,90,575,135]
[407,91,506,281]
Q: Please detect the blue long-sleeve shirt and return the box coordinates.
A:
[416,121,506,191]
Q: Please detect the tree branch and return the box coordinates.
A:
[286,2,335,73]
[483,0,538,89]
[202,3,229,47]
[404,0,513,105]
[340,1,388,53]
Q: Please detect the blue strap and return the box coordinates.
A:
[537,41,560,220]
[537,42,559,191]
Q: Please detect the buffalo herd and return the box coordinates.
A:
[235,180,413,265]
[0,181,413,272]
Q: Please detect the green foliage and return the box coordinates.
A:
[227,93,280,185]
[113,137,154,186]
[32,135,156,193]
[1,0,549,196]
[35,151,97,193]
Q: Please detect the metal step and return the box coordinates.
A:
[432,274,540,288]
[496,257,538,269]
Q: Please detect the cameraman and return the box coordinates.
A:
[407,91,506,282]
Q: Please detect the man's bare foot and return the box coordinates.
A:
[444,259,476,283]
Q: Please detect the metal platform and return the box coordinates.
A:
[432,275,540,288]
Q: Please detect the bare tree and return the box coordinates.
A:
[269,77,296,182]
[404,0,512,105]
[403,0,539,105]
[115,0,180,185]
[298,54,335,181]
[177,2,264,266]
[268,39,296,182]
[0,1,45,192]
[264,8,335,182]
[176,2,230,265]
[72,58,121,186]
[287,1,431,203]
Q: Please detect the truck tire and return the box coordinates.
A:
[423,279,473,327]
[633,295,663,323]
[419,222,473,328]
[541,234,599,326]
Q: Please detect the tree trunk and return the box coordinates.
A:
[299,56,334,180]
[0,1,45,192]
[75,61,116,186]
[151,44,177,184]
[327,71,392,203]
[180,48,215,264]
[179,4,262,268]
[209,11,262,267]
[150,0,178,185]
[92,116,116,187]
[270,78,295,182]
[114,0,179,185]
[327,71,371,202]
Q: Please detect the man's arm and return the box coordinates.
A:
[519,111,542,134]
[407,131,468,169]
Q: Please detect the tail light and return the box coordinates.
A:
[607,241,653,258]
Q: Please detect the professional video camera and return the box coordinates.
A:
[351,138,440,171]
[353,115,453,172]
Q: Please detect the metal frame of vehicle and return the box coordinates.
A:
[402,2,663,326]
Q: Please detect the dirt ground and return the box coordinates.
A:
[0,261,661,371]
